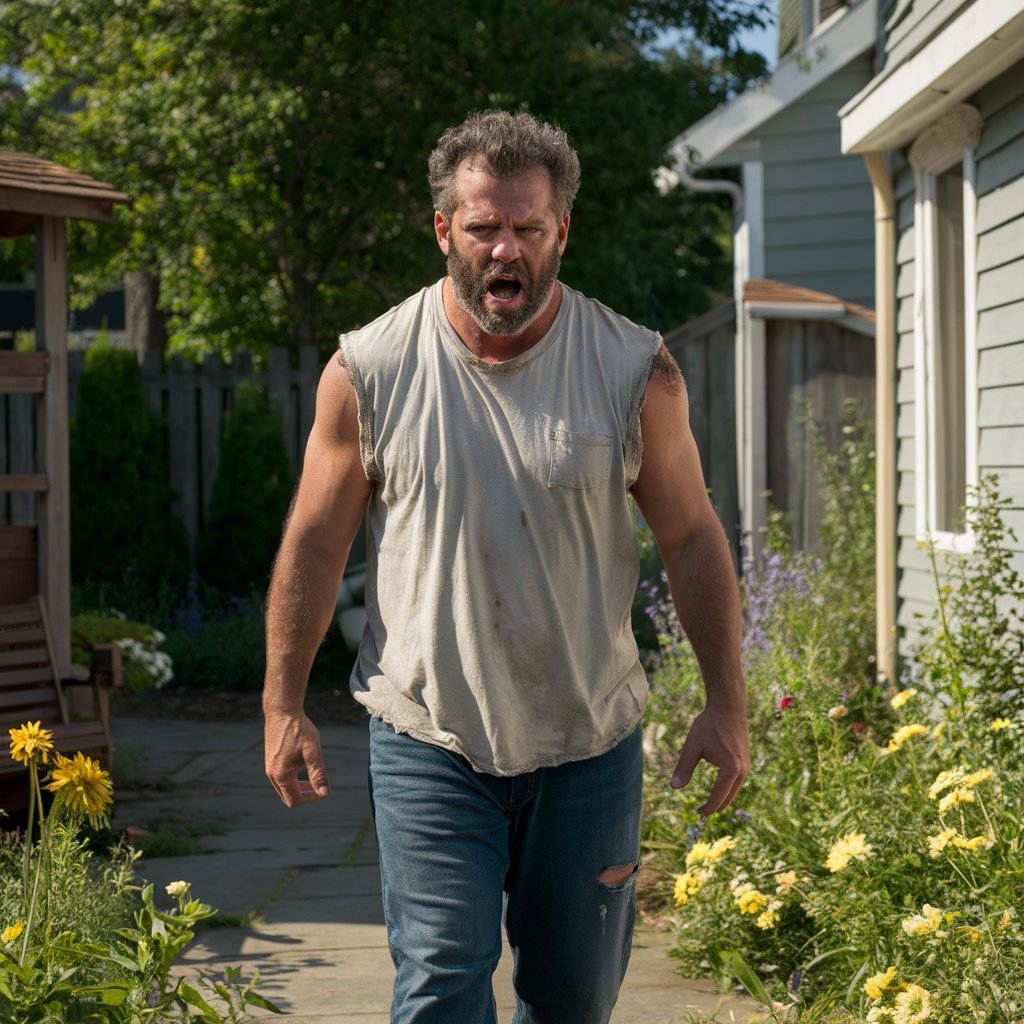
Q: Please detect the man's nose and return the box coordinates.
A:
[491,232,521,263]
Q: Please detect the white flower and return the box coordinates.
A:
[165,880,190,898]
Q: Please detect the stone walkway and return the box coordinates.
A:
[110,714,760,1022]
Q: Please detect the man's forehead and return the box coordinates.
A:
[451,158,556,212]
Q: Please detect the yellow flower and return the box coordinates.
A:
[755,901,782,930]
[892,983,933,1024]
[732,882,768,915]
[951,833,987,852]
[890,688,918,710]
[961,768,994,788]
[901,904,943,936]
[886,723,928,752]
[46,752,113,828]
[990,717,1013,731]
[867,1008,894,1022]
[959,926,982,943]
[827,705,848,720]
[673,870,703,906]
[775,870,798,894]
[2,920,25,943]
[928,767,964,799]
[165,880,190,898]
[685,835,735,868]
[937,787,975,814]
[865,966,897,1000]
[932,722,945,740]
[9,721,54,766]
[927,827,957,858]
[997,909,1014,930]
[824,831,872,873]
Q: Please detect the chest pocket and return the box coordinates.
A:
[548,429,615,489]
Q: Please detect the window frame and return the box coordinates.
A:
[911,144,979,553]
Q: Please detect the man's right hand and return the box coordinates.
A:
[264,709,330,807]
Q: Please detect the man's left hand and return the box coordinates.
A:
[670,706,750,816]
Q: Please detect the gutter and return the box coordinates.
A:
[862,151,897,687]
[672,166,759,559]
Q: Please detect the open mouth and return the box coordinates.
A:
[487,276,523,300]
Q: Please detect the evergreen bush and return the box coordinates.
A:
[69,343,189,596]
[196,380,294,594]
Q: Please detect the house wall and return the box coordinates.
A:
[877,0,972,75]
[893,58,1024,646]
[759,54,876,308]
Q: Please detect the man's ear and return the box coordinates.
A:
[434,212,450,255]
[557,212,570,255]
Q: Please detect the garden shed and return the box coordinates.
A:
[0,151,130,674]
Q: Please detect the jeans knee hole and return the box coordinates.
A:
[598,862,638,892]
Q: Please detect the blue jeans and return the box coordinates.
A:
[368,716,643,1024]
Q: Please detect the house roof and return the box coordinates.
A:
[0,151,131,237]
[667,0,877,171]
[840,0,1024,152]
[744,277,876,334]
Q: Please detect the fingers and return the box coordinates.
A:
[670,732,700,790]
[265,712,331,808]
[669,708,750,816]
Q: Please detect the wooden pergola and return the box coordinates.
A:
[0,152,130,674]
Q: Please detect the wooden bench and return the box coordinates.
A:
[0,596,121,814]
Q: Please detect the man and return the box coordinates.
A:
[264,109,748,1023]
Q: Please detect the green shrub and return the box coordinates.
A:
[0,734,276,1021]
[639,432,1024,1020]
[72,610,174,692]
[196,381,294,595]
[70,342,190,596]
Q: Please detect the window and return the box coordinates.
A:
[910,106,982,549]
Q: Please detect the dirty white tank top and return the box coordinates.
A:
[339,279,662,775]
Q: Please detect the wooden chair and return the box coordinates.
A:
[0,595,121,814]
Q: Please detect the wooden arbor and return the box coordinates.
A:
[0,152,130,676]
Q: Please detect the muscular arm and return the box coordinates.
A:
[263,355,373,807]
[631,346,749,815]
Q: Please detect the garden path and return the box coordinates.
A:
[110,712,761,1023]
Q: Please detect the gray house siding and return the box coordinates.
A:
[974,62,1024,559]
[894,58,1024,651]
[879,0,971,74]
[759,55,876,307]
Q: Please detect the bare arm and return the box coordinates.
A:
[631,346,749,816]
[263,355,372,807]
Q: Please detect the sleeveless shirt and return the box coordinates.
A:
[339,279,662,775]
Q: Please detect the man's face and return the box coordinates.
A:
[435,161,569,338]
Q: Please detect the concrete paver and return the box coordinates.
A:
[111,715,761,1023]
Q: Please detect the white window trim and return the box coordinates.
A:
[911,147,979,553]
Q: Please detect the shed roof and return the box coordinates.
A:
[744,277,875,336]
[0,151,131,237]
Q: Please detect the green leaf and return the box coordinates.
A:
[178,980,221,1023]
[715,950,774,1009]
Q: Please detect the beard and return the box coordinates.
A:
[447,236,561,337]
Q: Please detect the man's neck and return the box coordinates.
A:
[441,278,563,364]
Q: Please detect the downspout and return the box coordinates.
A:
[674,165,752,559]
[862,151,897,687]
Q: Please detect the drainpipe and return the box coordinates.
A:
[862,151,897,687]
[674,165,754,560]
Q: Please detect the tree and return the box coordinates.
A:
[196,381,294,595]
[69,343,190,596]
[0,0,768,357]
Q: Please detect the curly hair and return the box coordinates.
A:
[428,109,581,219]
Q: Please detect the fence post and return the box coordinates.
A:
[167,354,199,553]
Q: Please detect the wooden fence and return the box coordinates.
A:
[69,346,320,554]
[663,302,876,560]
[663,302,740,557]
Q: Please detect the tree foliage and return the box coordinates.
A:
[68,343,190,594]
[0,0,769,356]
[196,381,294,595]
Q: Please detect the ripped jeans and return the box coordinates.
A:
[368,716,643,1024]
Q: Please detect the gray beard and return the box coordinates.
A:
[447,240,560,337]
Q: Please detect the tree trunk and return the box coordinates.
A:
[124,269,169,356]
